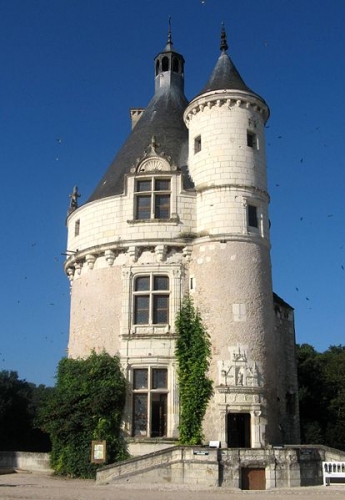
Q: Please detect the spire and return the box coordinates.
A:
[220,23,228,52]
[165,16,173,51]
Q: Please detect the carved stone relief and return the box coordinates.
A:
[218,345,262,388]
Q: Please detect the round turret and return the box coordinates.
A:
[184,27,280,446]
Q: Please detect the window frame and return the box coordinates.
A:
[132,367,168,438]
[134,177,171,221]
[133,273,170,326]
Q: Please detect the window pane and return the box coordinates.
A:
[133,394,147,437]
[155,179,170,191]
[153,295,169,324]
[135,276,150,291]
[152,369,167,389]
[134,296,149,324]
[133,369,148,389]
[154,276,169,290]
[154,194,170,219]
[136,180,151,192]
[136,195,151,219]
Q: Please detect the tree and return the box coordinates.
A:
[297,343,345,450]
[0,370,51,451]
[175,294,213,445]
[37,351,128,478]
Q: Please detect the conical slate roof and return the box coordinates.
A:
[195,25,266,104]
[88,36,190,203]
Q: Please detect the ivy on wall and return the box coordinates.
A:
[175,294,213,445]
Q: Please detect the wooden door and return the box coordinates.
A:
[241,468,265,490]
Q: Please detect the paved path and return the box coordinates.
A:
[1,472,345,500]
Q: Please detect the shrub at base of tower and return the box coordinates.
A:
[37,351,128,478]
[175,295,213,445]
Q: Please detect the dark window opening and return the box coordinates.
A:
[151,394,167,437]
[74,219,80,237]
[248,205,258,228]
[247,131,256,148]
[155,60,160,76]
[194,135,201,154]
[162,56,169,71]
[172,57,179,73]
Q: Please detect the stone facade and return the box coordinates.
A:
[64,29,300,448]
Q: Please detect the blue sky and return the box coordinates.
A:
[1,0,344,386]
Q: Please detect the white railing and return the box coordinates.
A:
[323,461,345,486]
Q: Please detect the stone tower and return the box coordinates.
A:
[64,27,300,448]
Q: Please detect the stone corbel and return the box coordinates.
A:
[85,254,96,270]
[74,262,82,275]
[105,249,116,266]
[128,246,138,263]
[155,244,166,262]
[66,267,75,282]
[183,245,192,262]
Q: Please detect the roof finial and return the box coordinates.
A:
[220,22,228,52]
[167,16,172,46]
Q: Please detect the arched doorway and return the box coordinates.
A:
[227,413,251,448]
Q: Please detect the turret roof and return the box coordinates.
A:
[88,32,190,203]
[195,25,266,104]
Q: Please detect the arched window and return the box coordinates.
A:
[162,56,169,71]
[172,57,179,73]
[155,59,160,76]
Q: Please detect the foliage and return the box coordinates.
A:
[37,351,128,478]
[297,344,345,450]
[0,370,51,451]
[175,294,213,445]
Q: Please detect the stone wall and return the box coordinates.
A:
[0,451,52,473]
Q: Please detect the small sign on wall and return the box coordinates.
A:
[91,440,106,464]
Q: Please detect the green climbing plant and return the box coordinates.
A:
[37,351,129,478]
[175,294,213,445]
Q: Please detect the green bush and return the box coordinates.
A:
[38,351,128,478]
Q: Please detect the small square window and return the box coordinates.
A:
[194,135,201,154]
[247,131,256,148]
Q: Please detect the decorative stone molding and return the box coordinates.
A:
[74,262,82,275]
[184,94,269,125]
[85,254,96,270]
[128,246,138,263]
[155,244,166,262]
[105,249,116,266]
[182,245,192,262]
[218,345,262,388]
[66,267,75,282]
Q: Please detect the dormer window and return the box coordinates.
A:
[135,178,171,220]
